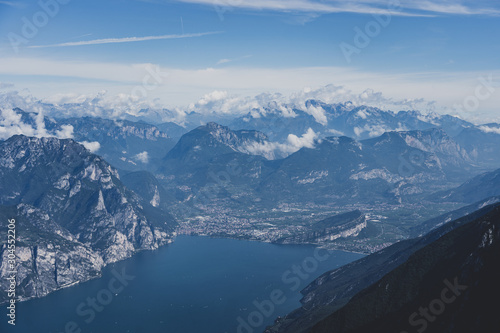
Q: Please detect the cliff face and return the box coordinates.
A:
[276,211,367,245]
[0,136,177,303]
[0,205,104,302]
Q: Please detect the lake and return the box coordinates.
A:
[1,236,364,333]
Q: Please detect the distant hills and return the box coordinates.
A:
[3,108,180,173]
[156,123,480,209]
[228,101,472,141]
[429,167,500,204]
[58,116,178,172]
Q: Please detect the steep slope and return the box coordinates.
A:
[121,170,177,209]
[0,204,104,303]
[454,124,500,168]
[309,203,500,333]
[362,128,474,181]
[0,135,177,263]
[411,196,500,236]
[161,122,268,165]
[259,129,475,205]
[155,124,478,212]
[155,121,190,140]
[275,210,370,245]
[430,168,500,204]
[266,200,500,333]
[157,122,273,205]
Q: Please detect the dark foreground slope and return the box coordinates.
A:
[266,199,500,333]
[309,203,500,333]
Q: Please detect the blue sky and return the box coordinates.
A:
[0,0,499,121]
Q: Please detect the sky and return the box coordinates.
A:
[0,0,499,122]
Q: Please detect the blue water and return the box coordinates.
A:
[1,236,363,333]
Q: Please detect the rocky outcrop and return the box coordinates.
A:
[0,136,177,303]
[276,211,367,245]
[0,205,104,302]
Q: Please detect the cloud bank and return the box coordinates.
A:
[479,125,500,135]
[134,151,150,163]
[81,141,101,153]
[241,128,319,159]
[1,57,498,121]
[0,108,74,140]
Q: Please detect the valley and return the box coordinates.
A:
[2,2,499,331]
[1,103,499,332]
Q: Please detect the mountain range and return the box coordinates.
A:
[429,167,500,204]
[3,102,500,172]
[1,102,500,309]
[155,123,480,209]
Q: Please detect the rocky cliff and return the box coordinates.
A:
[0,135,177,303]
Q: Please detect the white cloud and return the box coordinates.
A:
[356,110,368,119]
[196,90,229,106]
[328,128,345,136]
[29,32,222,49]
[216,55,253,66]
[185,85,443,126]
[81,141,101,153]
[305,104,328,125]
[353,127,363,137]
[0,82,14,89]
[0,108,74,140]
[1,58,499,125]
[174,0,500,16]
[1,57,499,120]
[0,1,25,8]
[189,91,264,117]
[353,124,397,138]
[217,59,231,65]
[478,125,500,135]
[33,109,48,138]
[0,108,36,140]
[55,125,74,139]
[134,151,149,163]
[0,88,40,111]
[287,128,318,149]
[241,128,319,159]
